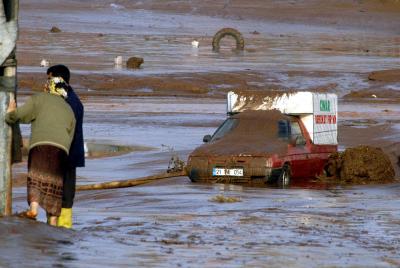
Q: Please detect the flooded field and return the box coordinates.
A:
[5,95,400,268]
[2,0,400,267]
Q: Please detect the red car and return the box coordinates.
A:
[186,109,338,187]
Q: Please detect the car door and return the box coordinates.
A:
[285,120,312,178]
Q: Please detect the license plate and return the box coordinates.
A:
[212,168,243,177]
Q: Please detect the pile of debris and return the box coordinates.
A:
[323,145,395,184]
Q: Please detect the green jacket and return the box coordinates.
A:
[6,92,76,154]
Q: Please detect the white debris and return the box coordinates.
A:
[191,40,199,48]
[40,59,49,67]
[114,56,123,66]
[110,3,125,10]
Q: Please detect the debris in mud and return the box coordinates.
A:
[126,57,144,69]
[342,119,378,127]
[209,195,241,203]
[323,145,395,184]
[50,26,61,33]
[368,69,400,83]
[40,59,49,67]
[114,56,123,66]
[191,39,199,48]
[167,155,186,173]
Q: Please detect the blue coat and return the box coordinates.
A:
[65,87,85,167]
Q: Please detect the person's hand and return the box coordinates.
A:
[44,80,50,92]
[7,98,16,113]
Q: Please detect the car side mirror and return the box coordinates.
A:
[289,137,297,146]
[290,136,306,146]
[296,136,306,146]
[203,135,212,143]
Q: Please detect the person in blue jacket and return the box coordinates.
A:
[47,65,85,228]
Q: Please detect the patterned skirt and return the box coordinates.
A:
[27,145,67,217]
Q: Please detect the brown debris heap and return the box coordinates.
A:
[126,57,144,69]
[325,145,395,184]
[50,26,61,33]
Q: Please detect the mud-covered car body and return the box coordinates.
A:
[187,111,337,185]
[187,91,338,186]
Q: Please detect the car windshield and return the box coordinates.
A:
[211,118,238,142]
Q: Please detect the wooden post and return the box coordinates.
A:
[0,60,17,216]
[1,0,19,216]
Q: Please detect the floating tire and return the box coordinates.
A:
[212,27,245,51]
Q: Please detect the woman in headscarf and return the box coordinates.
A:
[47,65,85,229]
[5,76,76,225]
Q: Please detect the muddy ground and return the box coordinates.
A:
[1,0,400,267]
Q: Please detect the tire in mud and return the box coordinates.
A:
[277,165,291,188]
[212,28,245,51]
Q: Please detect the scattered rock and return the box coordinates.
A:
[323,145,395,184]
[50,26,61,33]
[126,57,144,69]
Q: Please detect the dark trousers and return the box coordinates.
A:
[62,166,76,208]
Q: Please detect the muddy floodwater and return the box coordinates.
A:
[2,0,400,267]
[5,96,400,268]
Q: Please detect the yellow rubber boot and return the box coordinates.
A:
[57,208,73,229]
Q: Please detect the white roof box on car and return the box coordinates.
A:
[227,91,338,145]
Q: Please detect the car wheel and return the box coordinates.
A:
[277,165,291,188]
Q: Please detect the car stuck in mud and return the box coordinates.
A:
[187,91,338,187]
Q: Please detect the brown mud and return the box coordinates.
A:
[191,110,291,156]
[368,69,400,83]
[323,145,395,184]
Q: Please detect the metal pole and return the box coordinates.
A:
[0,0,19,216]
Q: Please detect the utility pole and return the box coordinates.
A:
[0,0,19,216]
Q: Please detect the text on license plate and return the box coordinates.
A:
[212,168,243,177]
